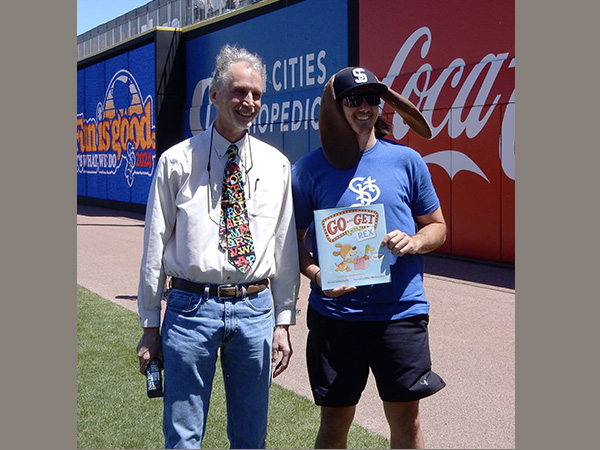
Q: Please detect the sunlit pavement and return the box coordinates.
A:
[77,204,514,449]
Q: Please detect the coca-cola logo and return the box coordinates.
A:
[381,27,515,181]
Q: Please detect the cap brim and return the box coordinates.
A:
[334,82,388,100]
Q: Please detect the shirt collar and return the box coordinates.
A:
[211,123,249,161]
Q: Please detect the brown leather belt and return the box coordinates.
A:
[170,277,269,299]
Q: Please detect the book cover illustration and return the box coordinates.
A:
[313,204,391,290]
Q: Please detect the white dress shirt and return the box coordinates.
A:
[137,124,300,327]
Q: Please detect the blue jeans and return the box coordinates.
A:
[161,286,275,449]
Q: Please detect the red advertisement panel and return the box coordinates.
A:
[359,0,515,263]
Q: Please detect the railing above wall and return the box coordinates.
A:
[77,0,266,61]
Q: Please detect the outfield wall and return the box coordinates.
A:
[77,0,515,264]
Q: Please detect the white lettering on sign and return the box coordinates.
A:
[189,50,328,137]
[272,50,327,91]
[381,27,515,180]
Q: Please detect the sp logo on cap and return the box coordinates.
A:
[352,68,369,84]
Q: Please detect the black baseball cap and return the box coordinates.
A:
[332,67,388,99]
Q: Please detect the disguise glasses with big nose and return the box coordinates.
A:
[342,92,381,108]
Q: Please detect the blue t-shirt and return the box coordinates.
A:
[292,139,440,321]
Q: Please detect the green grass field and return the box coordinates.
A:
[77,285,390,449]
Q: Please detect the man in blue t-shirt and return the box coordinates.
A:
[292,67,447,449]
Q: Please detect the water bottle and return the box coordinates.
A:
[146,358,163,398]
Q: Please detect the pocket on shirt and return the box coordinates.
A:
[247,184,282,244]
[248,177,282,220]
[165,289,203,315]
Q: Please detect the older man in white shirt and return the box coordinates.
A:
[136,44,299,449]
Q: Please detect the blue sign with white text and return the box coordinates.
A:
[77,43,156,205]
[184,0,349,163]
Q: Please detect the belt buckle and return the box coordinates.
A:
[217,284,236,299]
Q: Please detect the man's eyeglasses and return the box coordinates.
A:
[342,92,381,108]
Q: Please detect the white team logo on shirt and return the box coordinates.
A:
[349,176,380,206]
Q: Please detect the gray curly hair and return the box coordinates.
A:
[211,44,267,91]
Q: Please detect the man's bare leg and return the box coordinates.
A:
[383,400,424,449]
[315,405,356,449]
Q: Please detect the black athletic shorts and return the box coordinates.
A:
[306,305,446,407]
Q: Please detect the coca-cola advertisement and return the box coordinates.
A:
[360,0,515,264]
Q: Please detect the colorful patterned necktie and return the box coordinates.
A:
[219,144,256,273]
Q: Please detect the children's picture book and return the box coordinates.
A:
[313,204,391,290]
